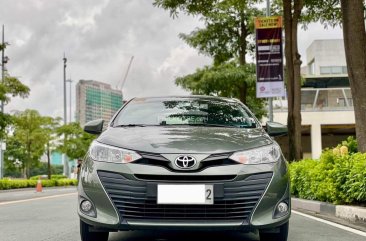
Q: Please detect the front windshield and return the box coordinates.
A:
[113,98,258,128]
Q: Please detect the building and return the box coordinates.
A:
[76,80,123,127]
[272,39,355,159]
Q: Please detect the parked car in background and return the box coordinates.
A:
[78,96,290,241]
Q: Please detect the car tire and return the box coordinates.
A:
[80,220,109,241]
[259,222,289,241]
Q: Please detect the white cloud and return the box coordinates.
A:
[0,0,344,121]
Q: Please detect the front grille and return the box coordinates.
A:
[134,152,237,172]
[134,174,236,182]
[98,171,272,223]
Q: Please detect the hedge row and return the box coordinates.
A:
[29,175,67,180]
[289,150,366,205]
[0,178,78,190]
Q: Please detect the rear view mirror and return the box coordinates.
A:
[84,119,104,135]
[266,122,288,136]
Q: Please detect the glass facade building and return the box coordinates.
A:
[76,80,123,127]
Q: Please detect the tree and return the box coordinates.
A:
[0,43,30,138]
[154,0,266,118]
[176,61,266,117]
[42,116,61,179]
[340,0,366,152]
[11,110,48,178]
[282,0,304,161]
[56,122,96,161]
[4,132,27,178]
[281,0,366,159]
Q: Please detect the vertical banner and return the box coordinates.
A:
[255,16,285,98]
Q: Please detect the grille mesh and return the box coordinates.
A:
[98,171,272,222]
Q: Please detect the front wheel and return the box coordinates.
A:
[80,220,109,241]
[259,222,289,241]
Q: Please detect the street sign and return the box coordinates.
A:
[255,16,285,98]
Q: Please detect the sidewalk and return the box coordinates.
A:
[292,197,366,232]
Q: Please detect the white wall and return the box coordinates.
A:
[272,110,355,159]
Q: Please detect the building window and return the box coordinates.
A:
[320,66,347,75]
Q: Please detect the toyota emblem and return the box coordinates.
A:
[174,155,197,169]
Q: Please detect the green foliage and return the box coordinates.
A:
[9,110,50,178]
[56,122,96,160]
[0,76,30,139]
[290,146,366,205]
[0,178,78,190]
[0,44,30,138]
[29,174,67,180]
[301,0,342,28]
[29,163,63,177]
[339,136,358,154]
[154,0,266,117]
[176,62,266,118]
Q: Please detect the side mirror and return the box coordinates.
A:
[266,122,288,136]
[84,119,104,135]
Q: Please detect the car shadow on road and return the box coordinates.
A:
[109,230,259,241]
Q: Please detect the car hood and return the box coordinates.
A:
[97,126,273,154]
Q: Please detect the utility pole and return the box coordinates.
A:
[66,79,72,123]
[267,0,274,122]
[0,25,5,179]
[63,54,67,125]
[1,25,4,114]
[62,54,69,176]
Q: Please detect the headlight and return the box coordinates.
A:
[229,144,281,164]
[89,141,142,163]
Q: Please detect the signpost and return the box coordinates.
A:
[255,16,285,99]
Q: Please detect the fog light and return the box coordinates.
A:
[81,200,92,212]
[277,202,288,213]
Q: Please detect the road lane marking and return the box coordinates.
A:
[0,192,77,206]
[292,210,366,237]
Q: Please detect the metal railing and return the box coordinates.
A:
[273,88,354,112]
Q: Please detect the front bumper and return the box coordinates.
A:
[78,156,290,232]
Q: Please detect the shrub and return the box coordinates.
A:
[290,150,366,205]
[30,174,67,180]
[0,178,77,190]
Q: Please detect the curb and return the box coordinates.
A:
[292,198,366,224]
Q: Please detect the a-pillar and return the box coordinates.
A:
[311,124,322,159]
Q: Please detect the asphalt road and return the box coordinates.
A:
[0,188,365,241]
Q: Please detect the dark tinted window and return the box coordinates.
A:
[113,98,258,128]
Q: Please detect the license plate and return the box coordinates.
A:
[157,184,214,205]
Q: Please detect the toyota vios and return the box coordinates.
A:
[78,96,290,241]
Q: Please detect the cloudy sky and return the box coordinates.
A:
[0,0,343,120]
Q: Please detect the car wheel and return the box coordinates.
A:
[80,220,109,241]
[259,222,289,241]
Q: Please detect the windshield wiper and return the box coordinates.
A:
[114,124,147,127]
[184,123,237,128]
[186,123,257,128]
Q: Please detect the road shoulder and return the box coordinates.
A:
[292,197,366,232]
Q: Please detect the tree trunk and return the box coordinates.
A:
[239,15,248,105]
[47,143,51,179]
[340,0,366,153]
[283,0,303,161]
[239,82,248,104]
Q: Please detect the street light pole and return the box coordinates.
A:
[0,25,4,179]
[1,25,5,114]
[66,79,72,123]
[62,54,69,176]
[0,25,8,179]
[63,54,67,125]
[266,0,274,122]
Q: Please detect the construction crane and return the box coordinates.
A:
[118,56,134,92]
